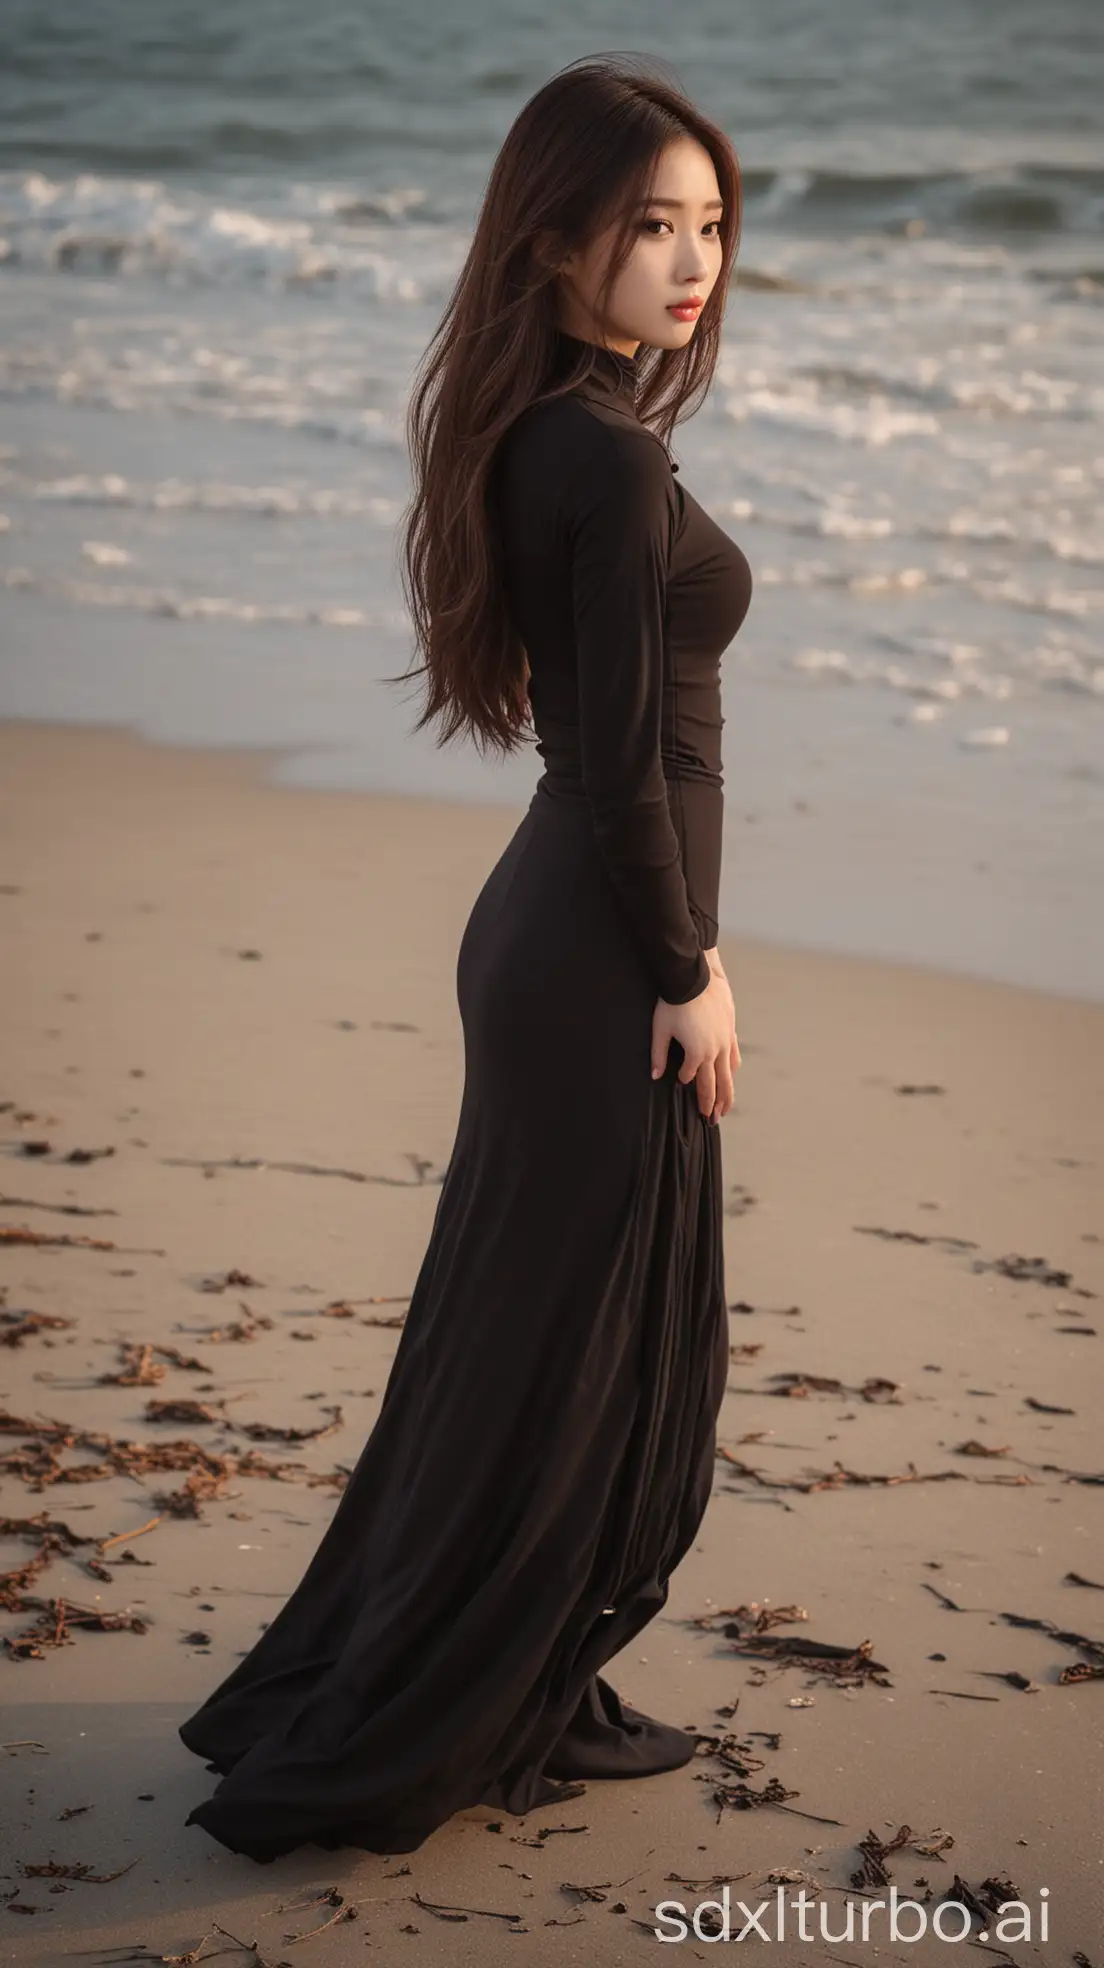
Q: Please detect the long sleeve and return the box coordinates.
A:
[563,420,711,1006]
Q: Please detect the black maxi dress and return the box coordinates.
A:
[178,328,754,1860]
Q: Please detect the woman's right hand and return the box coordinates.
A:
[650,970,739,1123]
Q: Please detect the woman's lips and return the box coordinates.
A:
[667,301,703,319]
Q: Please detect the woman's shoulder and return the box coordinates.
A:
[496,390,672,495]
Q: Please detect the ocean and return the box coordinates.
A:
[1,0,1101,995]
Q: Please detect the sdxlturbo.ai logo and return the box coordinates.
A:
[653,1884,1050,1945]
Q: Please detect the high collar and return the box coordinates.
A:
[551,327,643,409]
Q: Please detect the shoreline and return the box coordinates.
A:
[3,709,1102,1010]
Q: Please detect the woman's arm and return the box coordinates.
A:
[565,417,710,1006]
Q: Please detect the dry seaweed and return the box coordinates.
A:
[0,1224,164,1254]
[854,1225,978,1252]
[94,1919,296,1966]
[729,1632,891,1688]
[1,1510,100,1606]
[139,1397,345,1446]
[0,1408,347,1525]
[853,1226,1096,1300]
[662,1870,756,1890]
[943,1872,1024,1927]
[928,1688,1000,1700]
[6,1596,150,1659]
[976,1253,1089,1292]
[999,1608,1104,1683]
[717,1447,1034,1493]
[19,1856,140,1883]
[921,1581,964,1610]
[702,1772,837,1825]
[98,1340,216,1384]
[410,1889,522,1925]
[163,1152,445,1188]
[689,1602,890,1691]
[186,1306,275,1340]
[276,1883,357,1942]
[231,1405,343,1444]
[735,1370,902,1403]
[691,1599,809,1634]
[689,1727,770,1779]
[851,1823,956,1889]
[1,1308,77,1346]
[1,1193,117,1217]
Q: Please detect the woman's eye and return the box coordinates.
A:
[641,218,723,237]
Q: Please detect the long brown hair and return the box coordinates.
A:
[391,53,743,759]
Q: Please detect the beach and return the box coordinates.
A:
[1,716,1101,1963]
[4,0,1103,1953]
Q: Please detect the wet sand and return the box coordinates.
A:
[1,717,1101,1964]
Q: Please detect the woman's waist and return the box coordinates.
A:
[533,750,722,803]
[534,713,717,788]
[535,753,722,802]
[530,771,722,874]
[523,775,721,945]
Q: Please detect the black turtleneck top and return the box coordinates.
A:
[489,328,753,1005]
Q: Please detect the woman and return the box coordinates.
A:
[178,53,753,1861]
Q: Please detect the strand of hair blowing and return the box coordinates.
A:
[388,52,742,760]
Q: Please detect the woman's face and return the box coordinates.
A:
[559,134,726,357]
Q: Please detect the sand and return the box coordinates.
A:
[1,717,1101,1966]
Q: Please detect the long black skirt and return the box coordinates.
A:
[178,777,729,1860]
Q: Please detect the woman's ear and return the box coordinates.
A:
[532,228,569,277]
